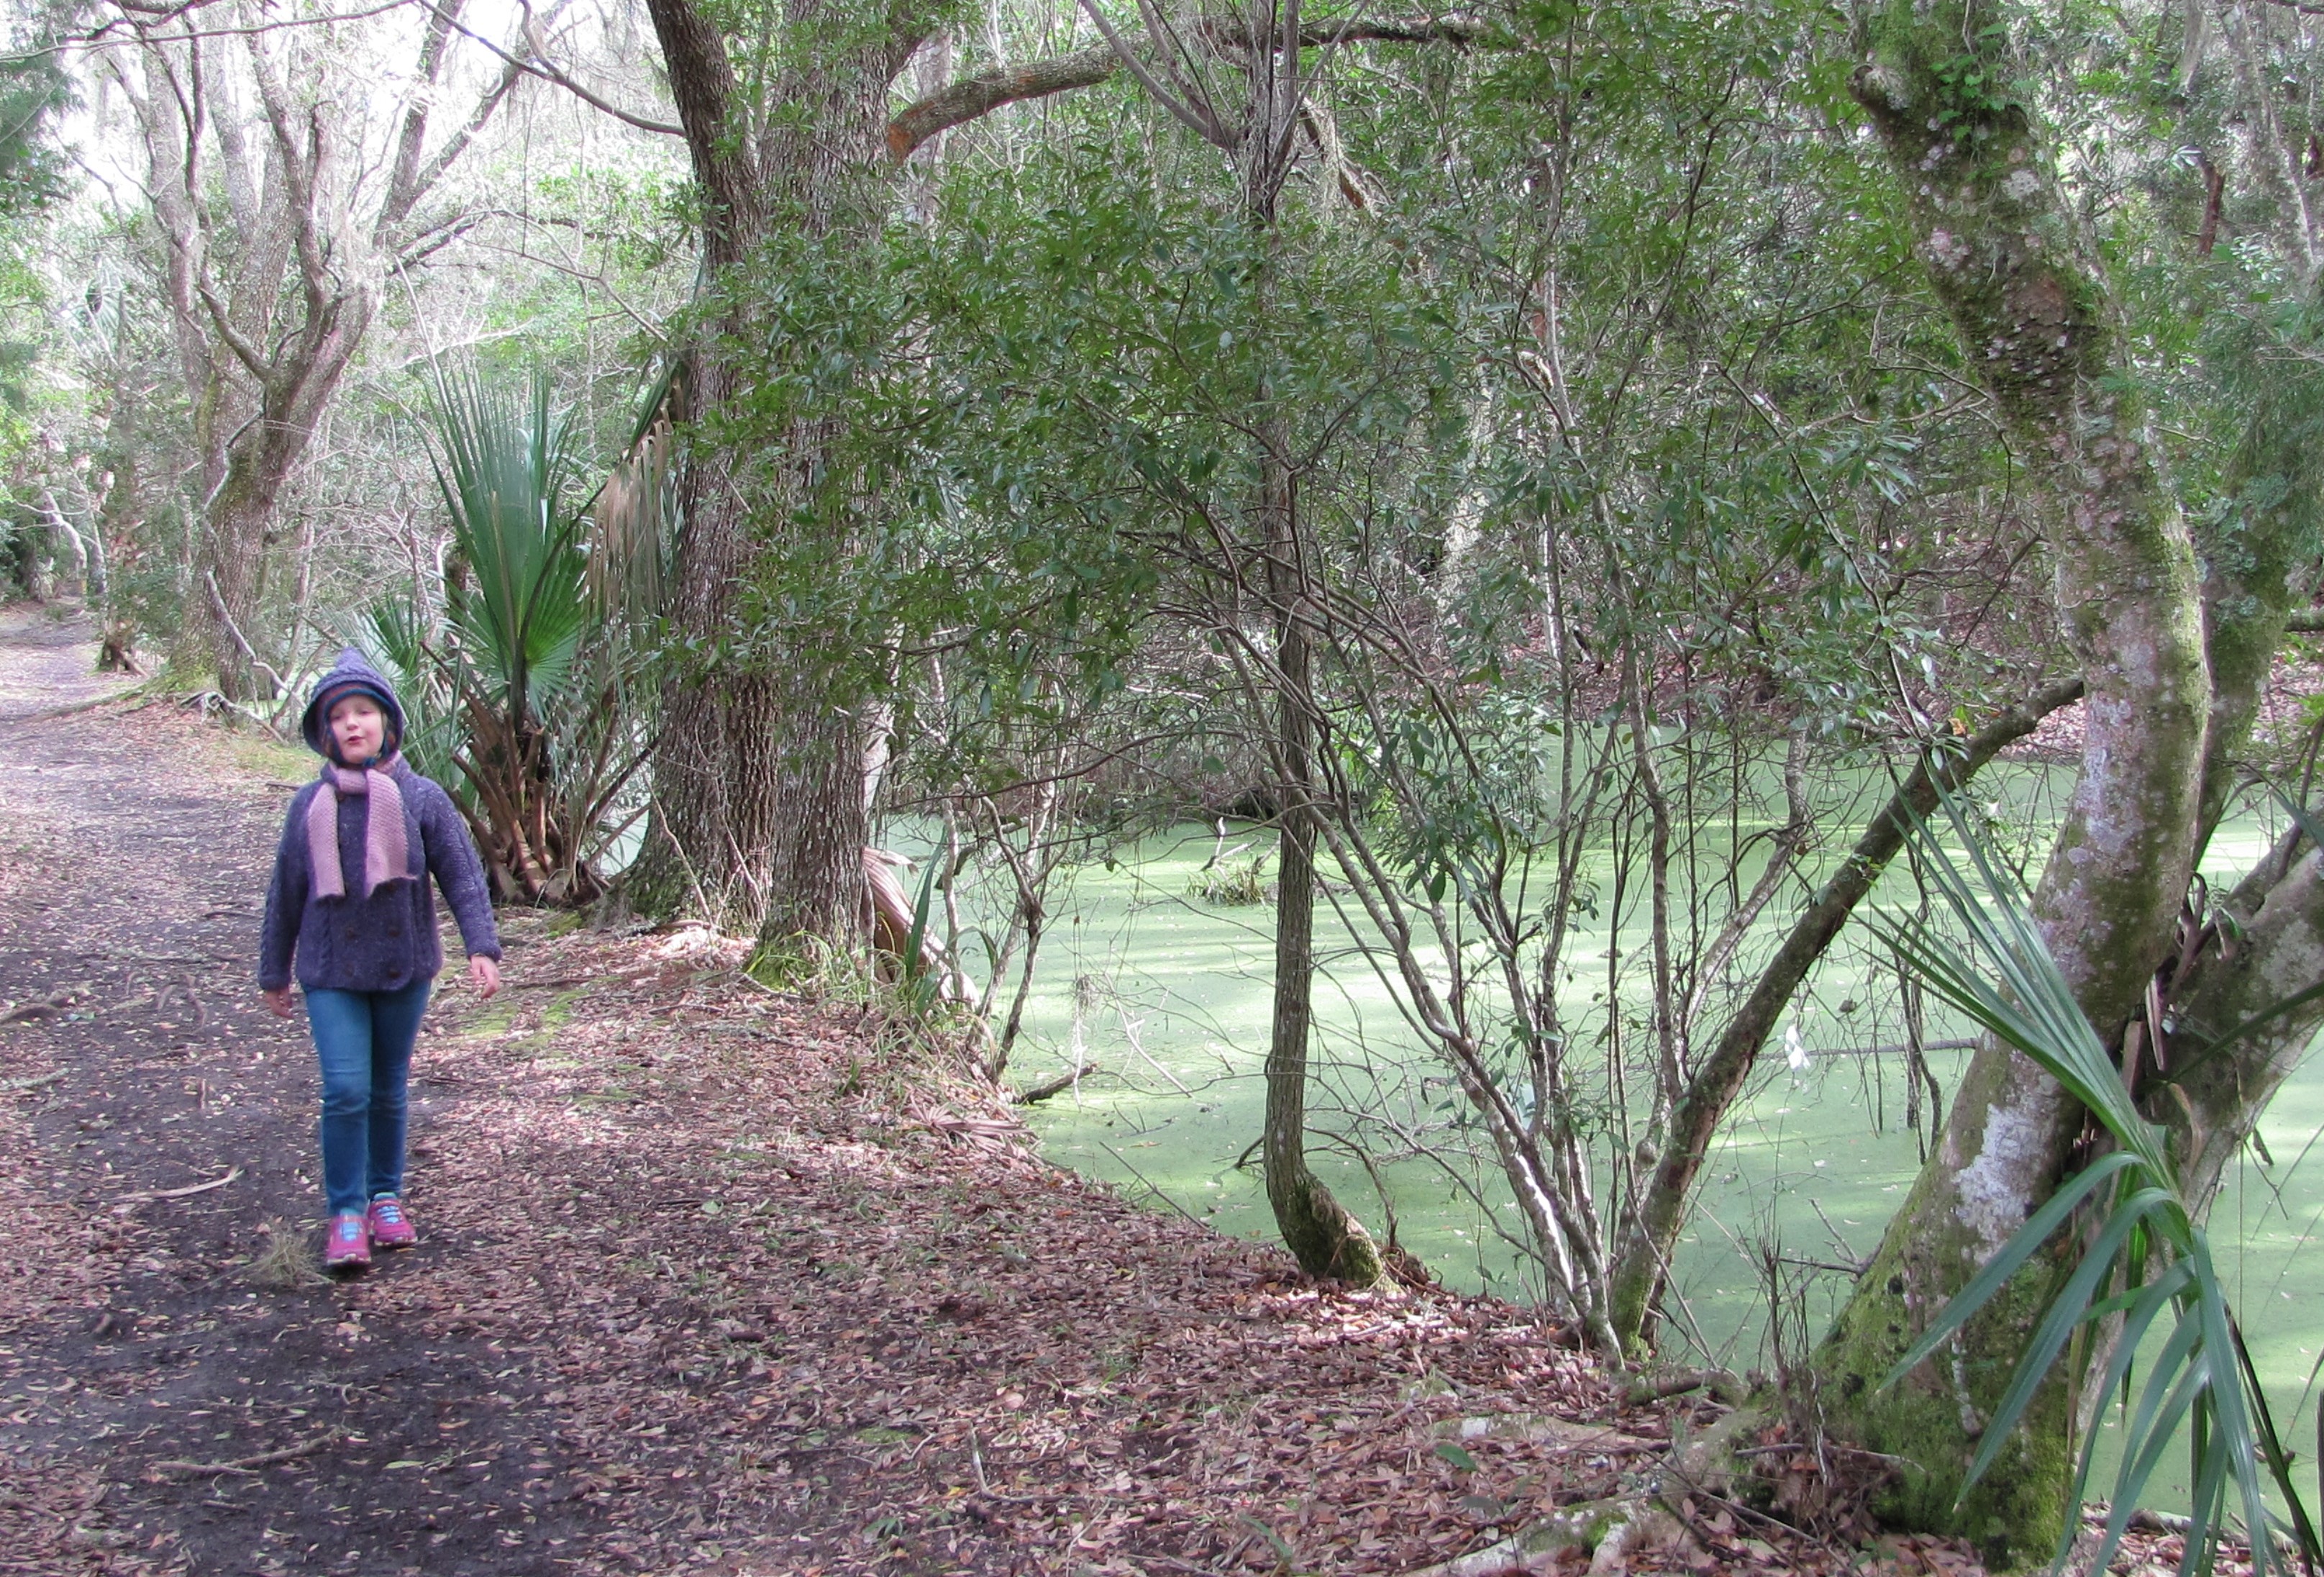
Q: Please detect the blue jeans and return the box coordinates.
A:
[305,981,432,1217]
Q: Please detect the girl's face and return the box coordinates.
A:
[329,695,386,765]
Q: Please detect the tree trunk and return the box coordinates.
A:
[195,358,371,700]
[199,479,274,700]
[771,699,870,945]
[625,357,789,920]
[1810,4,2213,1561]
[1261,455,1385,1289]
[119,9,491,701]
[2163,830,2324,1183]
[629,0,907,945]
[1226,56,1387,1286]
[2192,321,2324,848]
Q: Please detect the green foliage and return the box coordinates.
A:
[529,168,691,274]
[0,37,69,220]
[1879,798,2323,1577]
[354,594,462,793]
[368,365,655,906]
[429,367,591,719]
[0,35,63,475]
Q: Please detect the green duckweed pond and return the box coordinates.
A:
[894,768,2324,1501]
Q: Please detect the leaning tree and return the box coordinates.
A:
[1798,0,2324,1558]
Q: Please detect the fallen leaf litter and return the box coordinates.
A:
[0,613,2257,1577]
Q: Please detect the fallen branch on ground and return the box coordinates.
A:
[0,996,68,1024]
[117,1166,242,1204]
[1623,1366,1749,1406]
[151,1434,335,1476]
[908,1104,1026,1150]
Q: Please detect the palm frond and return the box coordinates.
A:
[1876,794,2322,1577]
[427,365,589,719]
[403,359,657,906]
[352,597,460,791]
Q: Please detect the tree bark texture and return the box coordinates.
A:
[2162,835,2324,1209]
[1607,678,2085,1351]
[117,1,505,700]
[880,14,1490,161]
[2192,320,2324,847]
[1261,450,1385,1289]
[630,0,924,941]
[626,351,790,924]
[886,45,1117,160]
[1812,4,2214,1560]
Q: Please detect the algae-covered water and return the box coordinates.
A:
[888,767,2324,1483]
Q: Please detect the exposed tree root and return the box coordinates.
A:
[1403,1408,1767,1577]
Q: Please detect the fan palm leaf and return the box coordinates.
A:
[409,362,658,904]
[427,365,588,721]
[1877,794,2321,1577]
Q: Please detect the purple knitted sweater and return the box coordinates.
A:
[259,761,502,993]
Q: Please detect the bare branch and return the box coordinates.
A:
[413,0,683,137]
[1074,0,1229,148]
[1608,674,2089,1340]
[74,1,411,52]
[451,235,673,341]
[889,14,1493,160]
[194,277,274,381]
[401,58,523,217]
[111,0,227,16]
[1296,94,1381,210]
[240,27,331,312]
[388,209,491,273]
[375,0,466,240]
[885,45,1116,160]
[1265,16,1487,46]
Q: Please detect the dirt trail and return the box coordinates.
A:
[0,612,621,1576]
[2,606,1849,1577]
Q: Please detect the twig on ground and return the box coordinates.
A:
[1099,1140,1213,1230]
[152,1433,335,1476]
[1144,1555,1236,1577]
[117,1166,242,1204]
[1623,1367,1747,1406]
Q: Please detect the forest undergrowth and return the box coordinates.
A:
[0,609,2234,1576]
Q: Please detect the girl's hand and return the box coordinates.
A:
[470,955,502,999]
[262,987,293,1019]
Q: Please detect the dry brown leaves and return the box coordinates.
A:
[356,914,1828,1576]
[0,618,2273,1577]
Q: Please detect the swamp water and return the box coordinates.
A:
[896,770,2324,1492]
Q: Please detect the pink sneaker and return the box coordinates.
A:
[367,1196,416,1250]
[325,1212,371,1271]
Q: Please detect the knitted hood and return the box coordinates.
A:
[301,647,409,758]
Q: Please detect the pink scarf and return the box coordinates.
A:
[306,753,413,901]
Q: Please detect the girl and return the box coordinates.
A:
[258,648,503,1271]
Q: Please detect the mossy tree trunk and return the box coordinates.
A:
[1259,439,1386,1289]
[1812,2,2214,1561]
